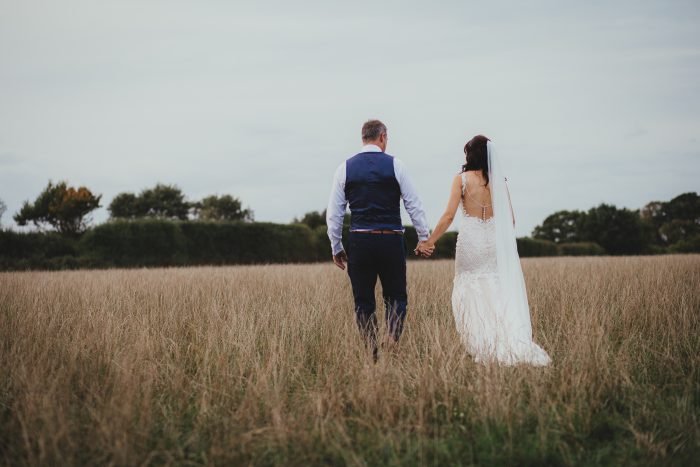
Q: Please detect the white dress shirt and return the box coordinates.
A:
[326,144,430,256]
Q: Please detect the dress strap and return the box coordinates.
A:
[460,172,467,196]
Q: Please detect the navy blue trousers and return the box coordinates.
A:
[347,232,408,355]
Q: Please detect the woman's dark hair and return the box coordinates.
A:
[462,134,491,185]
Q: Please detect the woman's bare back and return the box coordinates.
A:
[462,170,493,221]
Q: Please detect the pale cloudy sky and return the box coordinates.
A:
[1,0,698,236]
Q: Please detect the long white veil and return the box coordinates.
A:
[487,141,550,364]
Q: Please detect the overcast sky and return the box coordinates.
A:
[1,0,698,236]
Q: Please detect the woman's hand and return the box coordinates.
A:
[414,240,435,258]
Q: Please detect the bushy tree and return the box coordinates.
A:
[108,193,142,219]
[665,192,700,221]
[641,192,699,246]
[658,219,699,245]
[139,184,189,220]
[14,181,101,235]
[109,185,255,223]
[580,204,646,255]
[109,184,189,220]
[192,195,253,221]
[294,210,327,229]
[532,210,586,243]
[533,203,653,255]
[294,209,350,229]
[640,200,666,244]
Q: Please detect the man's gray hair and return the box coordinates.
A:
[361,120,387,141]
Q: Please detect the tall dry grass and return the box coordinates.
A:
[0,256,698,465]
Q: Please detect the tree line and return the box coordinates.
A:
[0,180,698,271]
[7,181,253,235]
[531,193,699,255]
[291,193,699,256]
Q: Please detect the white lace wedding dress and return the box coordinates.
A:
[452,173,550,366]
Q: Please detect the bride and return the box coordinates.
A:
[417,135,550,366]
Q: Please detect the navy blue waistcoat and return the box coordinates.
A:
[345,152,402,231]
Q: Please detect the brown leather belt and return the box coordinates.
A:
[352,230,403,235]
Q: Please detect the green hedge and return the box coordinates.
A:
[516,237,559,257]
[669,235,700,253]
[1,222,630,271]
[0,230,81,270]
[434,232,458,259]
[80,220,320,267]
[558,242,605,256]
[181,221,318,265]
[81,219,187,267]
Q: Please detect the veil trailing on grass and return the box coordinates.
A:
[487,141,551,365]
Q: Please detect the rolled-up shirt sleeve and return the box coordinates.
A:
[393,158,430,241]
[326,163,347,256]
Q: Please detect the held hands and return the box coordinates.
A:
[414,240,435,258]
[332,250,348,270]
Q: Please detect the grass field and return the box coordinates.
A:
[1,256,699,466]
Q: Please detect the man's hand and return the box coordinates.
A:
[332,250,348,270]
[414,241,435,258]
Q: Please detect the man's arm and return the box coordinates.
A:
[394,158,430,241]
[326,163,347,261]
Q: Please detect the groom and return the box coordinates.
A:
[326,119,433,361]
